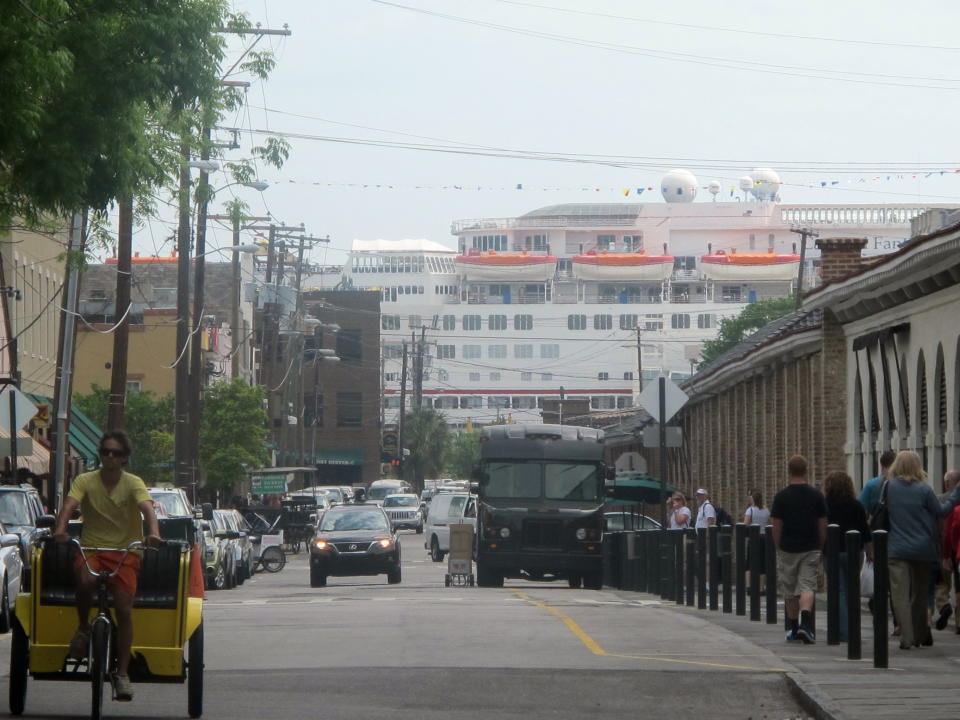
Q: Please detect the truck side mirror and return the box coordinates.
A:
[605,466,617,481]
[201,503,214,521]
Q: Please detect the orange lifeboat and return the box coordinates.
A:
[699,248,800,281]
[571,250,674,282]
[455,249,557,281]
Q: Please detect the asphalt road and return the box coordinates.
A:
[6,532,808,719]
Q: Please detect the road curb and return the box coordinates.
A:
[784,672,847,720]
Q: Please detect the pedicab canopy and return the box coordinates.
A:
[605,472,675,506]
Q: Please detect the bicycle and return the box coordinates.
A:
[252,542,286,573]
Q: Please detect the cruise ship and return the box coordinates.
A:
[319,168,957,428]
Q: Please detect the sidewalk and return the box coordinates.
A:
[614,589,960,720]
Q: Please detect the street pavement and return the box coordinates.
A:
[5,531,809,719]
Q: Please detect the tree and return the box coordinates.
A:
[402,408,451,492]
[445,430,481,480]
[198,379,269,498]
[697,296,797,368]
[73,385,175,485]
[1,0,234,226]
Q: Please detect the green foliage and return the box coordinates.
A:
[402,408,451,489]
[445,430,481,480]
[198,379,269,492]
[697,296,797,368]
[73,385,176,484]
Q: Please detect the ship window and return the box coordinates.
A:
[435,397,458,410]
[436,345,455,359]
[463,345,481,359]
[541,373,553,382]
[671,314,691,329]
[598,372,609,381]
[514,314,533,330]
[488,395,510,409]
[594,314,612,330]
[623,235,643,252]
[540,344,559,358]
[442,314,456,330]
[489,284,509,297]
[490,373,502,382]
[512,396,536,409]
[749,233,756,250]
[488,345,507,359]
[521,372,533,382]
[462,396,482,408]
[620,314,638,330]
[617,397,634,409]
[697,313,714,329]
[384,344,403,359]
[514,344,533,359]
[597,235,615,251]
[673,257,696,272]
[408,315,421,329]
[468,373,481,382]
[721,286,742,302]
[463,315,482,331]
[624,372,634,380]
[591,396,616,410]
[488,314,507,331]
[567,314,587,330]
[382,315,401,330]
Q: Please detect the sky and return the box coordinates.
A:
[127,0,960,268]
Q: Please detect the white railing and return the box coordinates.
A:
[779,205,934,226]
[451,215,637,233]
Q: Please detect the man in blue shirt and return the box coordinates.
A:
[860,450,897,520]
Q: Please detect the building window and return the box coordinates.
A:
[304,393,324,426]
[514,344,533,359]
[514,314,533,330]
[463,345,481,359]
[437,345,456,359]
[336,329,362,363]
[488,345,507,359]
[336,392,361,427]
[463,315,482,331]
[597,234,615,251]
[623,371,634,380]
[521,372,533,381]
[619,314,638,330]
[671,314,691,329]
[488,314,507,331]
[512,396,536,409]
[697,313,714,329]
[591,396,616,410]
[489,373,501,382]
[384,344,403,359]
[382,315,401,330]
[568,314,587,330]
[125,380,142,394]
[644,315,663,331]
[541,373,553,381]
[617,397,634,409]
[540,344,559,359]
[469,372,481,382]
[598,372,609,381]
[442,314,456,330]
[594,314,612,330]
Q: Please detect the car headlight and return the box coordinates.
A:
[499,527,511,538]
[576,528,587,540]
[313,539,329,550]
[376,538,393,548]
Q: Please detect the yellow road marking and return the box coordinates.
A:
[510,588,788,672]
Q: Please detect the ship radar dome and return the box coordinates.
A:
[707,180,722,200]
[661,169,698,203]
[738,175,754,192]
[749,168,781,201]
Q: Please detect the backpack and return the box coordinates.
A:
[704,501,733,527]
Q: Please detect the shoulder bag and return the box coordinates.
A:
[870,479,890,532]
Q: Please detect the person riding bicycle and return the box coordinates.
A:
[53,430,161,702]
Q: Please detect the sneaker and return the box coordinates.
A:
[921,628,934,647]
[67,627,89,661]
[112,673,133,702]
[785,630,801,642]
[935,604,952,631]
[797,625,815,644]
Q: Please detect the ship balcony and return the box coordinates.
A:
[583,294,663,304]
[465,294,547,305]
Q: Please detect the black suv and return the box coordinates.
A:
[0,484,50,581]
[310,505,400,588]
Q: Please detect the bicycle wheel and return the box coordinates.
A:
[260,546,285,573]
[90,621,109,720]
[187,622,204,719]
[9,617,27,715]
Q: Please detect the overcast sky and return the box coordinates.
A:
[129,0,960,266]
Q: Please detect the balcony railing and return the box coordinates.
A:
[452,216,638,233]
[465,295,546,305]
[583,295,662,304]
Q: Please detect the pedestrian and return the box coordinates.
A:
[668,492,692,529]
[860,449,896,520]
[53,430,161,701]
[823,471,871,642]
[942,499,960,634]
[934,470,960,631]
[771,455,827,644]
[694,489,716,529]
[886,451,960,649]
[744,491,771,587]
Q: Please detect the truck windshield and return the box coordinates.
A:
[483,461,601,501]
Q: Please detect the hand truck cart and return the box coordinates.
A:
[444,523,475,587]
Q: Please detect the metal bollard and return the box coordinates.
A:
[872,530,888,669]
[825,524,841,645]
[846,530,862,660]
[624,532,636,591]
[734,523,746,616]
[674,530,684,605]
[650,530,661,596]
[748,524,762,621]
[696,528,707,609]
[661,530,673,601]
[685,529,696,606]
[720,525,733,613]
[764,528,777,624]
[619,532,630,590]
[636,531,647,592]
[708,525,719,610]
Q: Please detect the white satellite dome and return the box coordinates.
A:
[738,175,754,192]
[749,167,781,201]
[661,169,698,203]
[707,180,722,199]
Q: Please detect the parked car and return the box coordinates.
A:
[308,486,347,506]
[424,492,476,562]
[215,509,254,584]
[603,511,661,533]
[0,484,48,582]
[147,486,194,518]
[204,511,240,590]
[381,494,424,533]
[0,521,23,632]
[309,505,401,587]
[339,486,355,505]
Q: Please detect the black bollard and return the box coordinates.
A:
[697,528,707,609]
[620,532,631,590]
[846,530,862,660]
[720,525,733,613]
[661,530,673,601]
[826,524,841,645]
[650,530,661,596]
[734,523,746,616]
[637,531,647,592]
[872,530,888,669]
[685,529,696,606]
[764,527,777,624]
[708,525,719,610]
[748,524,762,621]
[674,530,684,605]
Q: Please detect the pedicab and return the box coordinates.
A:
[9,516,206,719]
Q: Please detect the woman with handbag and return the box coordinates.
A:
[824,471,871,642]
[886,451,960,649]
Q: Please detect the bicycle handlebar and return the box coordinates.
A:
[70,539,152,580]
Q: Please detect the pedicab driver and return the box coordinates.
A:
[53,430,161,702]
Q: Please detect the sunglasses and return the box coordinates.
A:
[100,448,128,458]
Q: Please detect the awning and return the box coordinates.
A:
[606,473,675,505]
[27,394,101,467]
[311,448,363,466]
[0,427,49,476]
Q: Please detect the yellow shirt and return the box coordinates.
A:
[68,470,152,549]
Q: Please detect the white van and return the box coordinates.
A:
[424,492,476,562]
[367,479,412,506]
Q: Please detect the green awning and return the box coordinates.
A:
[311,448,363,466]
[606,473,675,505]
[27,394,102,467]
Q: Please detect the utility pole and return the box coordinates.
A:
[790,227,818,309]
[174,141,193,490]
[635,326,644,394]
[107,196,133,430]
[412,327,426,410]
[399,341,408,474]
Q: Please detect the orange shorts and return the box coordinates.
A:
[73,550,141,597]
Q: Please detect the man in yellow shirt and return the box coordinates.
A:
[53,430,161,702]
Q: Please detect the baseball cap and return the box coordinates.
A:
[695,488,708,495]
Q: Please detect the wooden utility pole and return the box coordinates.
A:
[398,341,408,473]
[790,227,818,309]
[107,195,133,430]
[635,326,644,393]
[174,142,193,491]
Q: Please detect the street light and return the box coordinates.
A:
[306,352,341,466]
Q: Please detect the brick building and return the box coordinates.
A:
[605,209,960,513]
